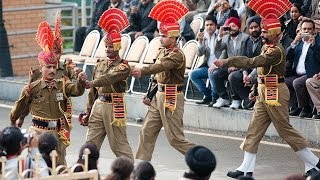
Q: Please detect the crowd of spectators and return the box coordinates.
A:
[73,0,320,120]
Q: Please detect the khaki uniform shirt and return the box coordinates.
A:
[86,57,130,110]
[223,43,286,76]
[141,47,186,84]
[10,78,86,122]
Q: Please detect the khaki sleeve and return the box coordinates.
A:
[92,64,131,87]
[141,51,184,76]
[224,47,282,69]
[65,77,86,97]
[10,90,31,123]
[86,87,97,112]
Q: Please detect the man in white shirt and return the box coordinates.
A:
[190,15,220,106]
[285,19,320,118]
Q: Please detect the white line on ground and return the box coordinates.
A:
[1,103,319,152]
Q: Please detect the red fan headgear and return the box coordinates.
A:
[98,8,129,51]
[149,0,188,37]
[35,21,56,67]
[248,0,292,36]
[53,12,63,54]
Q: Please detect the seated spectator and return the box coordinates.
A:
[38,132,59,170]
[285,19,320,118]
[0,127,49,180]
[73,0,109,52]
[228,16,262,110]
[74,0,126,52]
[132,161,156,180]
[122,0,138,17]
[310,0,320,33]
[207,0,239,29]
[184,0,211,23]
[190,15,219,107]
[306,73,320,119]
[123,0,157,41]
[280,17,294,50]
[104,156,133,180]
[212,17,249,108]
[74,143,100,174]
[239,0,256,33]
[181,145,216,180]
[285,3,302,40]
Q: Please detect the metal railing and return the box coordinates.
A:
[3,2,84,59]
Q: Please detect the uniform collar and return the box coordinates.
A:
[40,79,58,89]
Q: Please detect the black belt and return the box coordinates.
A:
[98,94,112,103]
[32,119,61,130]
[158,85,184,92]
[258,77,285,84]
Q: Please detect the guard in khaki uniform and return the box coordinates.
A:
[214,1,320,178]
[10,21,87,165]
[17,13,79,128]
[131,0,196,161]
[83,9,134,161]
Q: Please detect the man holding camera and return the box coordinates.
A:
[190,15,220,106]
[211,17,249,108]
[285,19,320,118]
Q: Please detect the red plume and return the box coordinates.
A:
[248,0,292,19]
[98,8,129,33]
[35,21,54,51]
[149,0,188,23]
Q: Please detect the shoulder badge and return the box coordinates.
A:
[266,46,276,54]
[117,63,128,71]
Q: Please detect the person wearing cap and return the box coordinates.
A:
[84,9,134,161]
[10,21,87,166]
[131,0,196,161]
[181,145,216,180]
[16,13,80,129]
[214,16,320,178]
[228,15,263,110]
[212,17,249,109]
[285,19,320,118]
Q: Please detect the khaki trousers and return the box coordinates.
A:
[240,83,308,153]
[306,77,320,112]
[29,127,66,166]
[86,99,133,161]
[135,92,196,161]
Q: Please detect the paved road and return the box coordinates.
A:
[0,103,319,180]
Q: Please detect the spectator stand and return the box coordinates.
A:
[125,36,149,93]
[60,30,101,69]
[130,36,161,94]
[183,40,205,102]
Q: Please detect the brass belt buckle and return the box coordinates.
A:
[48,121,57,128]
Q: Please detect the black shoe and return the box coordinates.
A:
[313,112,320,119]
[227,170,253,179]
[299,107,313,118]
[304,168,318,177]
[208,98,218,107]
[196,96,212,105]
[289,107,302,116]
[242,98,255,110]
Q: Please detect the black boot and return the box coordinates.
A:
[227,170,253,179]
[289,106,302,116]
[196,96,212,105]
[304,168,319,177]
[299,106,313,118]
